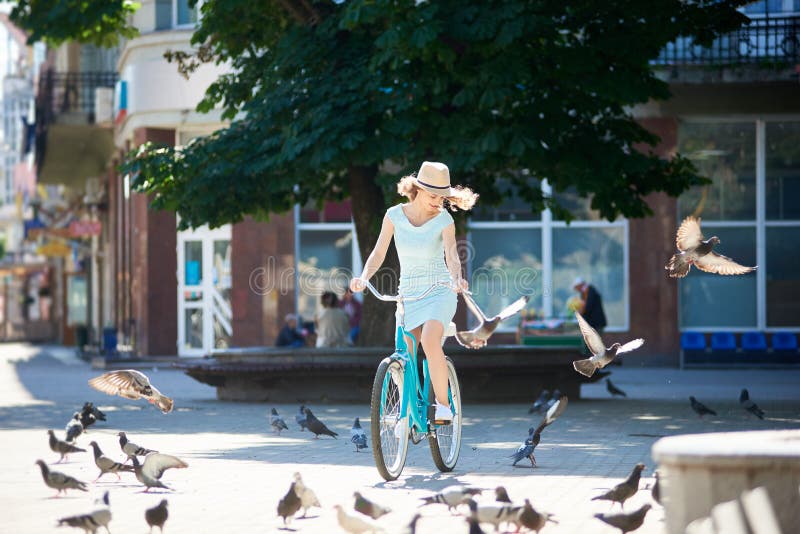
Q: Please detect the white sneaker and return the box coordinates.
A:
[434,402,453,424]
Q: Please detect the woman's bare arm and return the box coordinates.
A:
[443,223,468,291]
[351,214,394,291]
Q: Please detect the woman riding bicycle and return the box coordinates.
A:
[350,161,478,423]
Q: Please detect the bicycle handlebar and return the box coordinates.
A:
[361,280,463,303]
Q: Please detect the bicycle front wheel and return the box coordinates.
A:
[429,357,462,472]
[370,358,409,481]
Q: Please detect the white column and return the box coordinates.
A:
[541,179,553,318]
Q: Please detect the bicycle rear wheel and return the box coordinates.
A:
[371,357,409,481]
[429,357,462,472]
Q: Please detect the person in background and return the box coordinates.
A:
[276,313,306,347]
[315,291,352,348]
[573,276,607,332]
[339,287,362,344]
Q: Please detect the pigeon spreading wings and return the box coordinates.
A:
[667,216,756,277]
[88,370,174,413]
[455,293,529,349]
[572,312,644,377]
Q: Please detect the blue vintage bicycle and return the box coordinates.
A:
[364,280,463,481]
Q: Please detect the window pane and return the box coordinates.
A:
[184,308,203,349]
[471,178,541,221]
[552,227,626,326]
[552,186,604,221]
[298,230,352,320]
[766,226,800,327]
[176,0,197,26]
[766,122,800,221]
[678,122,756,221]
[468,228,542,323]
[679,226,757,328]
[184,241,202,285]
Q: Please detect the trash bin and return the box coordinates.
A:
[75,324,89,360]
[102,327,118,359]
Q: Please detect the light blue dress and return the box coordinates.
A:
[387,204,457,331]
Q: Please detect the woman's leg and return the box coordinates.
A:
[420,320,449,406]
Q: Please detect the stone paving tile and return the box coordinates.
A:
[2,344,800,534]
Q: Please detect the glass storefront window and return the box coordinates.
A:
[766,122,800,221]
[678,122,756,221]
[297,230,353,321]
[552,227,626,326]
[766,227,800,327]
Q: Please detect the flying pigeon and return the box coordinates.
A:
[739,388,765,419]
[303,407,338,439]
[56,491,111,533]
[666,216,756,278]
[145,499,168,534]
[65,413,84,443]
[354,491,391,520]
[420,485,482,511]
[334,504,385,533]
[48,430,85,463]
[517,499,557,533]
[465,498,522,532]
[528,390,550,414]
[495,486,512,503]
[606,379,628,398]
[592,463,646,509]
[689,396,716,418]
[351,417,368,452]
[292,472,321,517]
[295,405,308,431]
[35,459,88,496]
[277,482,302,525]
[88,370,173,413]
[594,504,652,533]
[573,312,644,377]
[455,293,529,349]
[511,395,568,467]
[270,408,289,435]
[131,453,187,491]
[544,389,562,410]
[118,432,157,462]
[88,441,134,481]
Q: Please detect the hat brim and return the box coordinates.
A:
[414,179,455,197]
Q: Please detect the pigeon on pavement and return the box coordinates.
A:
[35,459,88,496]
[295,405,308,431]
[351,417,368,452]
[400,513,421,534]
[528,390,550,414]
[465,498,522,532]
[689,396,717,418]
[511,395,568,467]
[277,482,302,525]
[56,491,111,533]
[77,407,96,430]
[48,430,85,463]
[334,504,385,533]
[354,491,391,519]
[739,388,765,419]
[145,499,168,533]
[466,515,487,534]
[118,432,157,462]
[270,408,289,435]
[88,370,173,414]
[455,293,529,349]
[494,486,512,503]
[594,504,652,533]
[65,413,84,443]
[652,472,661,505]
[81,402,106,426]
[420,485,482,511]
[517,499,557,533]
[303,407,338,439]
[88,441,134,481]
[573,312,644,377]
[131,453,188,491]
[666,216,756,278]
[592,463,646,509]
[606,379,628,398]
[292,472,321,517]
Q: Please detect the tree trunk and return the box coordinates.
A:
[348,165,398,347]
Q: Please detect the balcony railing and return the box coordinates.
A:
[653,15,799,67]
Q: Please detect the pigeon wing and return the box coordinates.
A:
[494,296,529,322]
[676,216,704,251]
[88,370,150,399]
[142,453,188,480]
[535,396,568,434]
[617,338,645,355]
[575,312,606,357]
[461,292,488,323]
[695,251,756,276]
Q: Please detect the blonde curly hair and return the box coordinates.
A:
[396,175,478,211]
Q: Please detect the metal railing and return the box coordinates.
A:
[653,15,800,66]
[36,70,118,124]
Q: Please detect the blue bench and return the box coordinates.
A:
[680,332,709,367]
[771,332,800,364]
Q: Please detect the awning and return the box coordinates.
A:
[38,123,115,188]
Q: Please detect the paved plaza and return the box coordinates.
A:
[2,343,800,533]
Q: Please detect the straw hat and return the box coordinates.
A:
[414,161,455,197]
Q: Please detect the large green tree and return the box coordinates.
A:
[19,0,752,345]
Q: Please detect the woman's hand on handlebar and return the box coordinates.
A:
[350,277,367,293]
[454,277,469,293]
